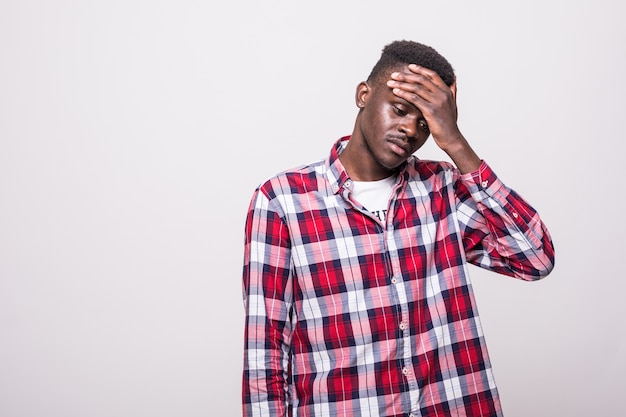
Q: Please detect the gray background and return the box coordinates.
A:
[1,0,624,416]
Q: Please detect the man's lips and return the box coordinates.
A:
[387,137,411,156]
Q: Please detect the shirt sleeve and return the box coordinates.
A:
[242,187,294,417]
[455,161,555,280]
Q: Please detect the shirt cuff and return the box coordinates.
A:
[459,160,504,200]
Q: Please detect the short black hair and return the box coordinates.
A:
[367,40,455,86]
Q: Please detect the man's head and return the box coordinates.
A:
[341,40,457,180]
[367,40,455,87]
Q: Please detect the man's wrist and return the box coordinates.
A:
[439,134,481,174]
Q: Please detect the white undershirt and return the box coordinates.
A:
[351,175,397,223]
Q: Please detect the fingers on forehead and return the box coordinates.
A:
[408,65,448,86]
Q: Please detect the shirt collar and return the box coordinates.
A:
[326,136,412,195]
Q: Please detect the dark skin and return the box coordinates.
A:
[339,64,481,181]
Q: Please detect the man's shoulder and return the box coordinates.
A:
[402,158,460,197]
[257,158,327,197]
[408,157,457,180]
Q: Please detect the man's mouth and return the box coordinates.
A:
[387,136,411,156]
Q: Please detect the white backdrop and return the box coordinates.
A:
[1,1,624,416]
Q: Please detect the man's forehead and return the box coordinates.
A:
[370,84,422,115]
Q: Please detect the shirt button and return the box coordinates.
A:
[402,367,409,375]
[391,277,398,284]
[481,180,489,188]
[332,184,339,192]
[344,180,352,188]
[399,322,406,330]
[512,212,519,219]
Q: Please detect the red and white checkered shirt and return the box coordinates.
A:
[242,137,555,417]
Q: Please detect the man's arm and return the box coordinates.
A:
[388,65,554,278]
[455,162,555,279]
[242,187,294,417]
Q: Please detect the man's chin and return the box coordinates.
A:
[377,156,408,172]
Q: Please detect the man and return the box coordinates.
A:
[242,40,555,417]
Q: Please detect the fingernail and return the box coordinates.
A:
[391,72,400,78]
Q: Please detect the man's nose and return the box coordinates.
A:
[398,117,417,138]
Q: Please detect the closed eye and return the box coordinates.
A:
[392,105,407,116]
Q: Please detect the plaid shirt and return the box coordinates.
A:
[242,137,554,417]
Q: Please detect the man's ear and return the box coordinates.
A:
[355,81,370,109]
